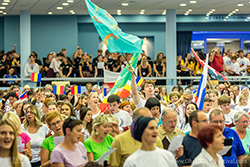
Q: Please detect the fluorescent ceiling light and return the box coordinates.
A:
[180,4,187,6]
[224,19,227,21]
[122,3,128,6]
[235,9,239,11]
[67,0,74,2]
[62,3,69,6]
[226,16,229,18]
[140,11,144,14]
[2,3,8,5]
[48,12,52,15]
[117,13,121,15]
[188,9,192,11]
[209,11,213,13]
[0,6,6,9]
[232,11,236,13]
[211,9,215,11]
[56,7,63,10]
[0,11,2,13]
[69,10,74,12]
[186,11,190,13]
[184,13,189,15]
[190,1,196,3]
[3,12,6,14]
[237,4,244,6]
[141,9,145,12]
[3,0,10,2]
[71,12,75,14]
[117,10,121,12]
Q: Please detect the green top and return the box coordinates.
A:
[232,127,250,155]
[84,134,114,161]
[41,135,55,159]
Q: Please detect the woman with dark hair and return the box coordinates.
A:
[75,94,88,118]
[0,53,9,78]
[43,53,53,77]
[112,55,125,72]
[60,102,76,118]
[180,102,198,134]
[191,125,225,167]
[80,107,93,142]
[24,53,39,88]
[153,52,166,77]
[124,116,177,167]
[59,56,73,78]
[47,52,63,78]
[79,52,93,77]
[221,88,230,96]
[50,117,88,167]
[145,97,162,126]
[179,53,194,85]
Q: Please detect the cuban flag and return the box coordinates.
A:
[194,51,209,110]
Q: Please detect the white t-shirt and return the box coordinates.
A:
[81,127,91,142]
[92,110,101,119]
[235,104,250,113]
[0,154,31,167]
[224,109,238,125]
[229,62,240,75]
[123,147,178,167]
[237,57,250,71]
[223,56,232,70]
[135,97,165,114]
[21,124,49,163]
[114,110,132,127]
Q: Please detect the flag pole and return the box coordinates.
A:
[121,53,138,77]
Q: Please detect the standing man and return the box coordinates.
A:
[237,49,250,76]
[209,109,245,167]
[223,49,233,75]
[209,47,225,74]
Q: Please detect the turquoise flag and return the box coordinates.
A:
[85,0,143,53]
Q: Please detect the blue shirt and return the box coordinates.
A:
[157,118,163,126]
[3,74,18,84]
[223,127,245,167]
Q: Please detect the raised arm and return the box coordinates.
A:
[128,66,140,105]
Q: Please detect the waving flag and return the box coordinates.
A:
[31,73,42,82]
[53,85,65,95]
[71,85,81,95]
[191,49,227,81]
[19,91,27,100]
[85,0,142,53]
[194,52,209,110]
[100,53,139,112]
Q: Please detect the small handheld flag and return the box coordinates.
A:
[102,88,107,97]
[31,73,42,82]
[53,85,65,95]
[71,85,81,95]
[136,77,145,87]
[19,92,27,100]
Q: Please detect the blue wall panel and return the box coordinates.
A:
[4,16,20,54]
[0,17,4,51]
[31,15,78,60]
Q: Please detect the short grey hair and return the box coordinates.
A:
[234,111,249,122]
[92,84,100,90]
[161,107,176,119]
[183,89,192,95]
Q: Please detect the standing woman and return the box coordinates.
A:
[88,92,101,119]
[20,102,32,123]
[72,47,83,77]
[180,53,194,85]
[79,52,93,77]
[47,53,63,78]
[0,119,31,167]
[124,116,178,167]
[43,53,53,77]
[191,125,225,167]
[84,114,114,163]
[2,112,32,161]
[153,52,166,77]
[21,105,50,167]
[80,107,93,142]
[138,55,152,77]
[24,53,39,88]
[50,117,88,167]
[112,55,125,72]
[59,56,73,78]
[60,102,76,118]
[41,111,64,167]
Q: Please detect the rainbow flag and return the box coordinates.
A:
[19,91,27,100]
[136,77,145,87]
[31,73,42,82]
[102,88,107,97]
[71,85,81,95]
[53,85,65,95]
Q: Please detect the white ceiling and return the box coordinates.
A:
[1,0,250,15]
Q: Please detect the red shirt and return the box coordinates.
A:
[210,54,224,72]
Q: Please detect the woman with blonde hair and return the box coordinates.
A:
[0,119,31,167]
[159,86,169,103]
[88,92,101,119]
[84,114,115,163]
[138,55,152,77]
[79,52,93,77]
[153,52,166,77]
[21,105,50,167]
[2,112,32,161]
[235,94,250,113]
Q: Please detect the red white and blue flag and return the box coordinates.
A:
[194,52,209,110]
[191,49,227,81]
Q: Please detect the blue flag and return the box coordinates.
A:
[85,0,142,53]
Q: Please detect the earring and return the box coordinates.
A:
[95,131,98,136]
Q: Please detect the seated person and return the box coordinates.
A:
[3,67,18,85]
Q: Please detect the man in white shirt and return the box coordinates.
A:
[233,85,240,103]
[128,66,165,113]
[107,94,132,128]
[223,49,233,76]
[237,49,250,76]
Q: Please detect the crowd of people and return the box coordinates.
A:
[1,63,250,167]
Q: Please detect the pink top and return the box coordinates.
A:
[19,132,31,150]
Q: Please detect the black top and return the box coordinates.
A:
[154,61,164,75]
[73,57,81,68]
[139,65,150,77]
[11,57,21,74]
[0,60,8,77]
[112,63,122,72]
[177,134,202,166]
[79,62,91,72]
[60,63,72,76]
[35,59,42,66]
[93,62,104,77]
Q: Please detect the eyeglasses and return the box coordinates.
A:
[64,116,77,128]
[50,120,62,127]
[238,121,249,124]
[211,120,225,124]
[183,97,192,101]
[196,119,209,123]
